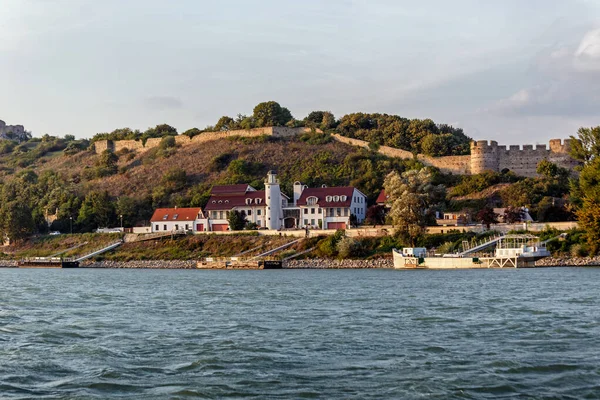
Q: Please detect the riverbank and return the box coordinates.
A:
[285,259,392,269]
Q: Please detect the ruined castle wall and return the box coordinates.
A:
[93,127,313,154]
[418,154,471,175]
[143,138,162,149]
[114,140,144,153]
[93,140,112,153]
[496,145,549,177]
[330,134,415,159]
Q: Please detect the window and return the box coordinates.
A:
[341,195,347,201]
[344,208,349,216]
[173,214,178,220]
[304,209,308,214]
[311,208,315,214]
[257,209,262,216]
[246,198,252,205]
[326,196,332,202]
[318,208,322,214]
[304,219,308,225]
[163,224,167,231]
[311,219,315,226]
[247,209,252,216]
[307,197,317,206]
[334,196,339,202]
[162,215,168,220]
[185,224,189,230]
[175,224,179,230]
[219,211,224,219]
[155,225,159,231]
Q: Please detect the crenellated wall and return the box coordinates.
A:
[469,139,577,177]
[92,127,578,177]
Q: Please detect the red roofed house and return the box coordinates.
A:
[294,182,367,229]
[376,190,390,207]
[204,171,290,231]
[150,207,206,233]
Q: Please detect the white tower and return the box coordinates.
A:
[265,171,283,230]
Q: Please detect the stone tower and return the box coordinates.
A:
[470,140,499,174]
[265,171,283,230]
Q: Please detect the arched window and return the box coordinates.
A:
[246,198,252,205]
[334,196,339,202]
[307,196,317,206]
[326,196,332,202]
[340,195,347,201]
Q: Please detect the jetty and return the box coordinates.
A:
[18,240,124,268]
[394,234,556,269]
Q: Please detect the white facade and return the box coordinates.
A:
[265,171,283,230]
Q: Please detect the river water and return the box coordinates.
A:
[1,268,600,399]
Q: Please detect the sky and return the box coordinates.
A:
[1,0,600,143]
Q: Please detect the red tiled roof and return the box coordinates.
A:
[296,187,356,207]
[150,208,202,222]
[210,184,254,195]
[204,191,266,211]
[376,190,389,204]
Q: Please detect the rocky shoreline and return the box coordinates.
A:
[284,259,393,269]
[82,260,197,269]
[79,259,394,269]
[535,256,600,267]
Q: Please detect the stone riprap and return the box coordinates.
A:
[535,256,600,267]
[284,259,392,269]
[83,260,197,269]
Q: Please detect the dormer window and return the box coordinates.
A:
[212,200,216,203]
[326,196,332,202]
[340,195,347,201]
[256,198,262,204]
[307,196,318,206]
[246,198,252,205]
[173,214,179,220]
[218,200,222,203]
[334,195,339,202]
[225,200,229,203]
[162,215,168,220]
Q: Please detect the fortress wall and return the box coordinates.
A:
[418,155,471,175]
[331,134,415,159]
[497,146,550,177]
[93,140,111,153]
[175,135,191,145]
[93,127,323,154]
[114,140,144,153]
[144,137,162,149]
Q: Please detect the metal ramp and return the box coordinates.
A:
[132,230,187,242]
[250,239,302,260]
[458,235,505,256]
[74,241,123,262]
[48,242,89,258]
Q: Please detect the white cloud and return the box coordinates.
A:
[493,28,600,117]
[574,28,600,71]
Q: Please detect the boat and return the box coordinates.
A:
[393,234,552,269]
[18,257,80,268]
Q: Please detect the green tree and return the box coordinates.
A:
[77,191,116,231]
[384,168,446,245]
[570,126,600,254]
[476,207,498,229]
[227,210,246,231]
[96,149,118,177]
[182,128,202,138]
[252,101,293,127]
[0,201,36,241]
[215,116,235,131]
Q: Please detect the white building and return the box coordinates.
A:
[150,207,205,233]
[294,184,367,229]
